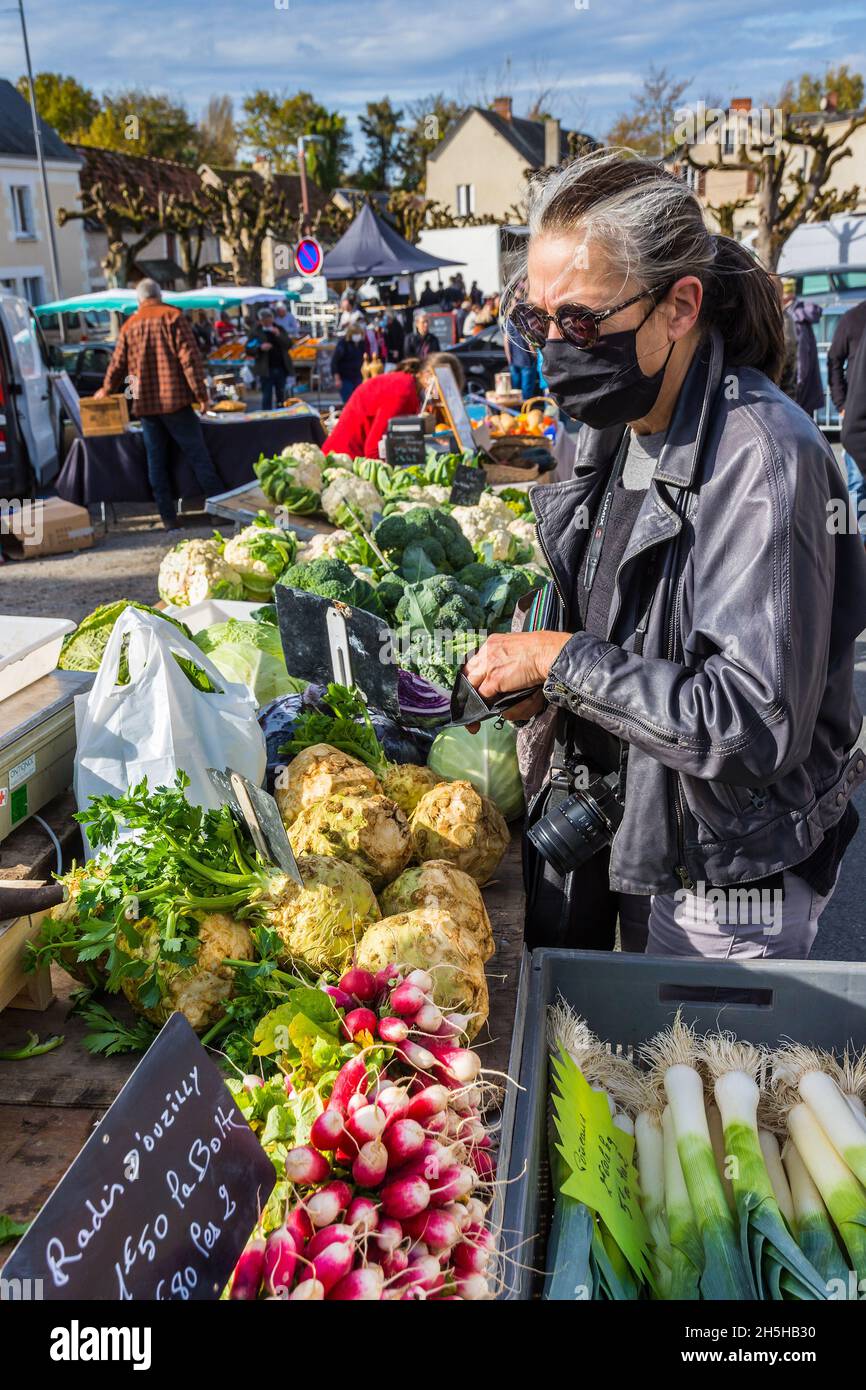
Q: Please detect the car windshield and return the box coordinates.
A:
[836,270,866,291]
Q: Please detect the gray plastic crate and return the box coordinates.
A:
[497,948,866,1300]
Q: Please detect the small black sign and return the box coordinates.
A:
[1,1014,275,1301]
[275,585,400,717]
[449,463,485,506]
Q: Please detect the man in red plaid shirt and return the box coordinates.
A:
[97,279,223,528]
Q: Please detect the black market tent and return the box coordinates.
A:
[322,203,463,279]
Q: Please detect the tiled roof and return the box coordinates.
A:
[0,78,79,162]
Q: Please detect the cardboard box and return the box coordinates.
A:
[5,497,94,559]
[79,393,129,437]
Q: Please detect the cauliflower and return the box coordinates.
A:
[121,912,253,1029]
[356,908,489,1037]
[379,860,494,961]
[379,763,443,817]
[296,529,353,564]
[508,516,547,569]
[158,537,245,608]
[410,779,510,885]
[288,792,411,890]
[254,855,380,972]
[222,523,296,598]
[282,440,326,468]
[275,743,383,827]
[320,473,384,528]
[323,451,354,471]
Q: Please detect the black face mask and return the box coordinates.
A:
[542,312,674,430]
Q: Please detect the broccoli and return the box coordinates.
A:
[375,572,408,620]
[456,560,541,627]
[395,574,485,633]
[278,557,383,618]
[373,506,474,580]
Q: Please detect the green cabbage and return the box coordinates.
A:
[193,618,305,706]
[59,602,192,676]
[428,720,525,820]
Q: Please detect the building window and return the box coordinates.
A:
[723,122,736,156]
[11,185,36,237]
[456,183,475,216]
[21,275,45,306]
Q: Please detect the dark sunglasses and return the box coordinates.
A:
[509,281,671,351]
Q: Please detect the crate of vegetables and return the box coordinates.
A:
[499,948,866,1301]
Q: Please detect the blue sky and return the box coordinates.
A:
[1,0,863,154]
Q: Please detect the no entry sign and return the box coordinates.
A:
[294,238,323,277]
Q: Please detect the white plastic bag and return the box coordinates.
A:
[74,607,265,851]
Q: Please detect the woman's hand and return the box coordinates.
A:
[463,630,572,723]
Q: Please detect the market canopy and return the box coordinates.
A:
[34,285,299,318]
[322,203,463,279]
[34,290,137,316]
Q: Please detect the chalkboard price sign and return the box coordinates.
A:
[2,1014,275,1301]
[449,463,486,506]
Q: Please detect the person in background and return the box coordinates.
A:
[246,307,292,410]
[331,315,366,403]
[781,277,824,416]
[828,298,866,542]
[841,324,866,527]
[469,279,483,307]
[273,299,301,341]
[214,312,234,342]
[96,279,221,531]
[418,279,439,307]
[191,310,215,355]
[324,352,465,458]
[504,317,540,400]
[382,308,405,368]
[406,312,440,359]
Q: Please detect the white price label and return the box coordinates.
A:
[9,754,36,790]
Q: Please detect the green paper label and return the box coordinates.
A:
[10,784,27,825]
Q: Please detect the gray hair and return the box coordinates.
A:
[136,278,162,304]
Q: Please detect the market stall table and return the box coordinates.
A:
[0,829,525,1271]
[54,411,326,509]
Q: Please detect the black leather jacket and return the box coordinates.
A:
[530,329,866,895]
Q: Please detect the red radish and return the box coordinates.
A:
[327,1055,368,1116]
[455,1271,491,1300]
[346,1090,370,1118]
[327,1266,384,1301]
[343,1007,378,1040]
[426,1112,448,1135]
[431,1164,475,1204]
[455,1115,486,1144]
[347,1195,379,1233]
[307,1223,356,1258]
[444,1201,472,1232]
[396,1254,443,1295]
[403,1209,460,1253]
[289,1278,324,1300]
[346,1103,387,1145]
[241,1073,263,1092]
[373,1217,403,1254]
[454,1235,492,1274]
[353,1139,388,1187]
[471,1149,496,1179]
[424,1040,482,1085]
[378,1016,409,1044]
[398,1040,437,1071]
[414,1003,443,1034]
[376,1084,410,1120]
[405,968,434,993]
[322,984,354,1010]
[391,982,427,1016]
[307,1180,352,1227]
[298,1239,354,1293]
[229,1235,265,1300]
[284,1145,330,1185]
[374,965,401,993]
[381,1174,430,1219]
[284,1205,313,1245]
[435,1011,472,1039]
[465,1197,487,1226]
[381,1246,409,1277]
[263,1226,298,1294]
[310,1107,346,1151]
[383,1118,425,1166]
[339,967,377,1001]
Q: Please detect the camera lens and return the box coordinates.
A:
[528,778,624,877]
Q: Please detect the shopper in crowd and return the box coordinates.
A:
[214,312,235,341]
[245,307,293,410]
[331,315,366,403]
[324,352,464,458]
[406,312,441,359]
[780,277,824,416]
[469,279,483,307]
[381,308,405,367]
[841,325,866,506]
[829,298,866,541]
[464,150,866,960]
[418,280,439,307]
[273,298,301,341]
[191,310,215,355]
[504,317,540,398]
[96,279,221,530]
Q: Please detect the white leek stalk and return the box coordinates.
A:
[781,1138,849,1286]
[758,1129,795,1228]
[636,1109,673,1298]
[774,1045,866,1185]
[707,1103,736,1213]
[662,1106,701,1299]
[787,1101,866,1282]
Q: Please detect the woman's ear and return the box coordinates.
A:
[667,276,703,341]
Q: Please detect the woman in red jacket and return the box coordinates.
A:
[324,352,465,458]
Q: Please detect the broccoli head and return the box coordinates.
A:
[395,574,485,633]
[278,557,383,618]
[373,507,474,579]
[455,560,541,627]
[375,571,407,620]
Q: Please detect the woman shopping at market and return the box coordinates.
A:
[324,352,465,459]
[464,148,866,960]
[330,316,368,404]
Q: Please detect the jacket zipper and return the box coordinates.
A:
[533,511,566,609]
[665,494,694,891]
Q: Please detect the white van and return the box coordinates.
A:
[0,289,64,494]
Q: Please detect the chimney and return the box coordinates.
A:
[729,97,752,113]
[491,95,512,121]
[544,118,561,167]
[822,90,839,113]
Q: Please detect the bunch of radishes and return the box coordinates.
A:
[229,964,497,1301]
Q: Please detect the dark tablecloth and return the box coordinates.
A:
[55,413,325,506]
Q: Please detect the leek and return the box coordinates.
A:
[707,1102,736,1212]
[773,1045,866,1188]
[786,1101,866,1283]
[781,1137,850,1287]
[662,1105,702,1299]
[635,1107,673,1298]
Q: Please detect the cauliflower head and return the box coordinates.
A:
[356,908,489,1037]
[410,779,509,884]
[288,792,411,890]
[222,523,296,597]
[158,538,245,608]
[321,473,383,528]
[282,440,326,469]
[296,529,353,564]
[255,855,380,972]
[508,516,546,569]
[379,860,494,961]
[379,763,443,818]
[275,743,383,827]
[121,912,253,1030]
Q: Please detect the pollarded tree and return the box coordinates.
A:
[57,181,166,286]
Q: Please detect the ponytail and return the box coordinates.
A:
[700,236,785,382]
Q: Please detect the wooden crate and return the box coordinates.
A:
[79,394,129,437]
[0,910,53,1013]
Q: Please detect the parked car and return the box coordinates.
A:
[38,307,114,345]
[783,266,866,300]
[451,322,507,391]
[0,289,64,493]
[49,341,115,398]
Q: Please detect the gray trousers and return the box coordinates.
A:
[617,871,835,960]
